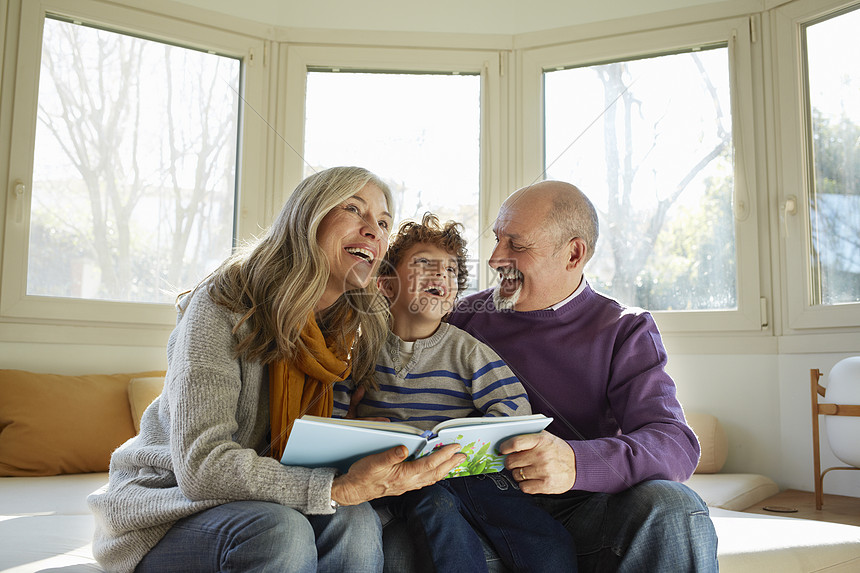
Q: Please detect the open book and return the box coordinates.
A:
[280,414,552,478]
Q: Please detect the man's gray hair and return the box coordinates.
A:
[547,185,599,264]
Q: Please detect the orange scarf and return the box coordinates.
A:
[269,313,351,460]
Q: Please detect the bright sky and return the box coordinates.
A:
[302,70,483,263]
[303,71,481,212]
[805,9,860,125]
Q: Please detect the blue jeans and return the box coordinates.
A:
[383,480,718,573]
[135,500,382,573]
[383,472,577,573]
[534,480,718,572]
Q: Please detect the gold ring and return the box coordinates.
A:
[519,467,526,481]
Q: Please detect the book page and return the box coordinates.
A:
[419,415,553,478]
[300,415,424,435]
[430,413,548,434]
[281,417,428,473]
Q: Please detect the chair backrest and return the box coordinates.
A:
[810,357,860,509]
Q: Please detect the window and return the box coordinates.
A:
[777,0,860,330]
[544,47,735,312]
[303,70,481,290]
[520,18,762,331]
[283,45,497,292]
[803,7,860,307]
[29,17,239,304]
[1,1,267,330]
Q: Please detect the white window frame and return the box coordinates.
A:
[0,0,268,329]
[774,0,860,331]
[0,0,7,81]
[518,17,764,333]
[280,43,506,290]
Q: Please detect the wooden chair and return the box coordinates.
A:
[810,368,860,510]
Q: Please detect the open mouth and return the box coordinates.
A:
[497,267,523,283]
[345,247,374,264]
[496,268,522,296]
[423,285,447,297]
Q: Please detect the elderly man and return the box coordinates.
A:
[448,180,718,572]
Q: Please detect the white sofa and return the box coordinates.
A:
[1,369,859,572]
[681,413,860,571]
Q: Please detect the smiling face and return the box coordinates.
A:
[380,242,459,339]
[489,183,587,312]
[316,183,392,310]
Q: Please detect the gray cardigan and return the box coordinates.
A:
[87,287,338,573]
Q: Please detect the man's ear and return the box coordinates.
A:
[566,238,588,271]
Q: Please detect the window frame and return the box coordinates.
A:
[774,0,860,331]
[0,0,268,329]
[518,17,764,333]
[280,43,505,289]
[0,0,7,82]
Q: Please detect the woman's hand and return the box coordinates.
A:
[330,444,466,506]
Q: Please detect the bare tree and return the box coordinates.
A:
[38,25,148,298]
[35,21,237,301]
[161,46,238,287]
[595,57,731,304]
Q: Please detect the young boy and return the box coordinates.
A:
[334,213,577,573]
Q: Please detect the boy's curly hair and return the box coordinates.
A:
[380,212,469,294]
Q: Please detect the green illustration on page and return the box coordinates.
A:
[425,436,506,478]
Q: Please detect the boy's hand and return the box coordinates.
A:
[345,386,366,418]
[345,385,389,421]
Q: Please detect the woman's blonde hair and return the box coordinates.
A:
[208,166,393,388]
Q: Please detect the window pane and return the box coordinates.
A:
[29,18,240,303]
[304,70,481,291]
[544,47,736,311]
[804,8,860,306]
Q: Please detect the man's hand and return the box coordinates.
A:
[330,444,466,506]
[500,431,576,494]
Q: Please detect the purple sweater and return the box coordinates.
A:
[448,284,699,494]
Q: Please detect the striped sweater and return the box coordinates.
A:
[334,323,531,430]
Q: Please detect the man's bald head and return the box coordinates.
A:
[503,181,599,264]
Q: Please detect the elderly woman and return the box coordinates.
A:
[87,167,465,573]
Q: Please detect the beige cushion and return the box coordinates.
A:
[128,376,165,433]
[0,369,164,476]
[686,411,728,474]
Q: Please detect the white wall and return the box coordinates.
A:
[170,0,734,35]
[0,341,169,375]
[670,354,781,479]
[668,351,860,498]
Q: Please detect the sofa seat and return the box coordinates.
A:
[711,507,860,572]
[3,472,860,573]
[0,473,106,573]
[684,473,780,511]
